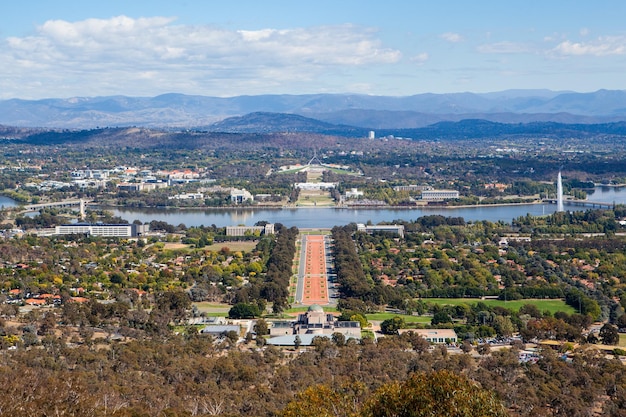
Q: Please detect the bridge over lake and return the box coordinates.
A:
[544,199,614,209]
[22,199,93,212]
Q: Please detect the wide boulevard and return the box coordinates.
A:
[295,234,335,306]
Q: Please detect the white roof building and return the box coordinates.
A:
[345,188,364,199]
[398,328,457,343]
[421,190,460,201]
[357,224,405,239]
[267,305,361,345]
[230,188,254,203]
[294,182,337,190]
[55,223,149,237]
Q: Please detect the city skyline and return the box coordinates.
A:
[3,1,626,99]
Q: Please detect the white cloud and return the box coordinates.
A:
[410,53,429,64]
[440,32,463,43]
[553,36,626,56]
[477,41,532,54]
[580,28,590,37]
[0,16,401,98]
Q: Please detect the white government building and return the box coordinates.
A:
[54,223,149,237]
[357,224,405,239]
[225,224,275,236]
[267,305,361,346]
[420,190,460,201]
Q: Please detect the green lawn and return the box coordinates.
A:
[203,312,228,317]
[422,298,576,315]
[204,241,259,252]
[286,306,338,313]
[277,167,308,174]
[192,302,231,314]
[366,313,431,323]
[299,230,332,235]
[325,167,361,176]
[296,196,335,206]
[620,334,626,348]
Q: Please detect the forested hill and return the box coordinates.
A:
[378,120,626,140]
[206,111,366,136]
[1,126,347,150]
[4,118,626,148]
[207,113,626,140]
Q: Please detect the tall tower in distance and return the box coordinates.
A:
[556,171,564,212]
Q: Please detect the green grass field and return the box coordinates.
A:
[204,241,259,252]
[277,167,307,174]
[299,230,332,235]
[192,302,231,313]
[620,334,626,347]
[296,195,335,207]
[286,306,338,313]
[365,313,431,323]
[325,167,361,176]
[423,298,576,315]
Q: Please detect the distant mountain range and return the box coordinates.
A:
[2,90,626,130]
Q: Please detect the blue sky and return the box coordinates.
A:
[2,0,626,99]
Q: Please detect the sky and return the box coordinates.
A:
[2,0,626,99]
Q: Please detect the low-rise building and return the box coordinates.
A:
[230,188,254,203]
[71,169,109,180]
[345,188,364,199]
[357,224,405,239]
[117,181,168,192]
[226,224,275,236]
[54,223,149,237]
[484,183,508,192]
[421,189,460,201]
[268,305,361,346]
[168,193,205,200]
[200,325,241,337]
[393,185,433,192]
[398,328,457,344]
[294,182,337,190]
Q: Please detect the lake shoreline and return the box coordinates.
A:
[100,199,546,211]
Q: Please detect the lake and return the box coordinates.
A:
[0,196,18,209]
[104,202,593,229]
[107,186,626,228]
[586,186,626,204]
[4,186,625,229]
